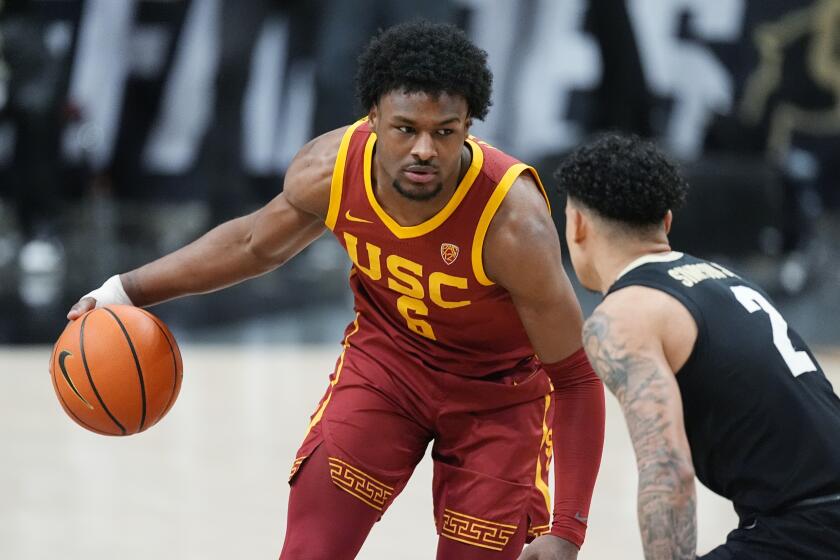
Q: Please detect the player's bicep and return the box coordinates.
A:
[246,128,345,266]
[484,175,584,362]
[583,308,693,475]
[248,193,326,267]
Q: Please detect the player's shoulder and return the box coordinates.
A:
[287,126,349,185]
[480,168,559,286]
[470,136,525,182]
[603,284,688,319]
[491,172,551,238]
[589,291,638,335]
[595,284,695,345]
[584,295,659,365]
[283,125,353,218]
[469,139,545,224]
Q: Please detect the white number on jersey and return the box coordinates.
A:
[730,286,817,377]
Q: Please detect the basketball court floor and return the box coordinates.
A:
[2,344,839,559]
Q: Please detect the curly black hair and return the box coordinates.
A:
[555,133,688,226]
[355,20,493,120]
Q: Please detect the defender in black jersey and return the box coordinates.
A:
[554,134,840,560]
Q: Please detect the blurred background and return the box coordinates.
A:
[1,0,839,345]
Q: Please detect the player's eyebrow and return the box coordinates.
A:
[391,115,462,126]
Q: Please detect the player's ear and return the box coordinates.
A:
[564,203,587,245]
[571,206,587,244]
[663,210,673,235]
[368,104,379,130]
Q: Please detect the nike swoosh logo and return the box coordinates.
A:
[345,210,373,224]
[574,511,588,523]
[58,350,94,409]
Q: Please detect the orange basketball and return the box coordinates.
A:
[49,305,183,436]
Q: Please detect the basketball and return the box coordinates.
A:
[49,305,183,436]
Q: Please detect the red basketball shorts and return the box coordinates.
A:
[289,341,554,554]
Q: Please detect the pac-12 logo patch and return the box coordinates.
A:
[440,243,459,265]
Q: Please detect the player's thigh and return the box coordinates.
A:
[282,352,435,558]
[320,353,433,476]
[431,373,551,556]
[291,350,433,513]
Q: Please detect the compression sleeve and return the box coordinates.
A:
[542,347,605,548]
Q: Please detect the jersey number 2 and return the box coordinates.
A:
[730,286,817,377]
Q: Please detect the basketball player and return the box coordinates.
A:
[554,134,840,559]
[68,22,605,559]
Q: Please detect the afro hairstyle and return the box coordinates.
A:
[355,20,493,120]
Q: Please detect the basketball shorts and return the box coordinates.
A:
[289,343,554,554]
[698,500,840,559]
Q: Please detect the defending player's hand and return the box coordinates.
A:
[517,534,579,560]
[67,274,134,320]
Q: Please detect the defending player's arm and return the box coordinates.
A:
[583,294,697,560]
[484,174,605,557]
[68,128,346,319]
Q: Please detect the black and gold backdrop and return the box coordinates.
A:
[1,0,837,343]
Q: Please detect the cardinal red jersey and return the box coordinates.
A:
[325,119,551,378]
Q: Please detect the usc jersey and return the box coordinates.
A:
[325,119,550,378]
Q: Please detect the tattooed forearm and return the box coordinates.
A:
[638,484,696,560]
[583,310,697,560]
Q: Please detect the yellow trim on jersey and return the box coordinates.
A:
[303,313,361,437]
[533,169,551,214]
[325,119,368,231]
[471,164,549,286]
[363,136,484,239]
[535,393,553,517]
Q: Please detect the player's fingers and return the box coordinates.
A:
[67,297,96,321]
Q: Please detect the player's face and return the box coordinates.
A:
[369,90,471,202]
[564,199,599,291]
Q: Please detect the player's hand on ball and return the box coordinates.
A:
[518,535,579,560]
[67,297,97,320]
[67,274,134,320]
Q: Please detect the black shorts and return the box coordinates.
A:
[699,500,840,560]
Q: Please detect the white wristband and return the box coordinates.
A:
[83,275,134,307]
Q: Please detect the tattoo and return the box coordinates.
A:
[583,311,697,560]
[582,312,630,399]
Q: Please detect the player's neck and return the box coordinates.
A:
[372,145,470,227]
[595,240,673,294]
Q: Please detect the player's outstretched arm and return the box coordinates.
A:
[583,292,697,560]
[484,174,604,559]
[68,127,347,319]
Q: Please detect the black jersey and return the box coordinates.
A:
[607,252,840,518]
